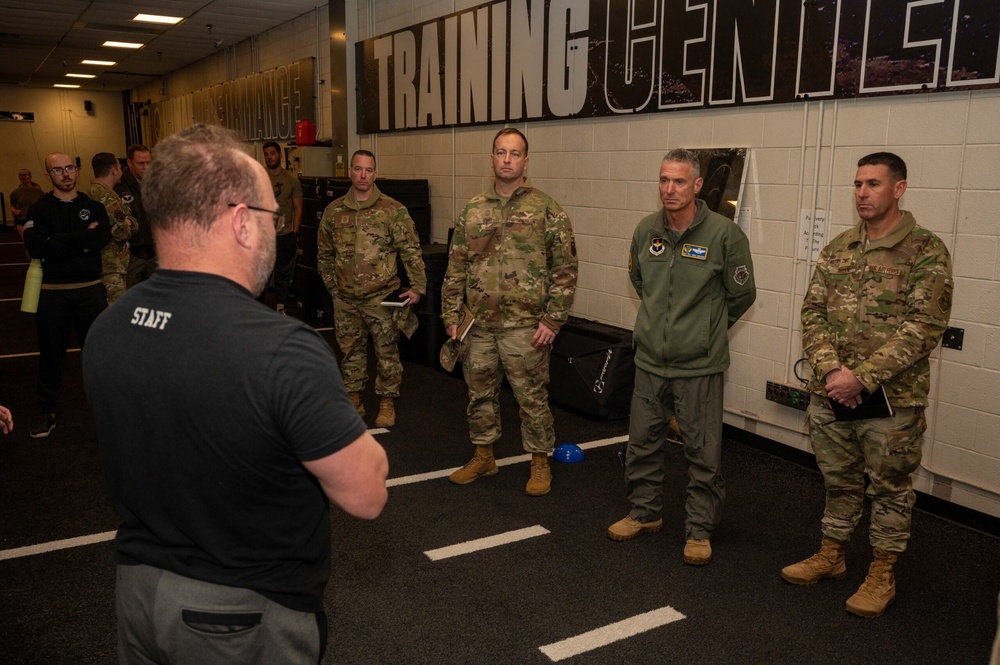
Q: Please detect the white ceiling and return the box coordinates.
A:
[0,0,326,92]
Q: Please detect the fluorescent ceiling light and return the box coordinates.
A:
[82,59,117,66]
[66,73,96,79]
[54,84,81,88]
[132,13,182,25]
[103,41,144,49]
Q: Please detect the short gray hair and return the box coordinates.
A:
[662,149,701,178]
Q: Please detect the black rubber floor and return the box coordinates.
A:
[1,234,998,664]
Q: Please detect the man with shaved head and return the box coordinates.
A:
[22,152,110,438]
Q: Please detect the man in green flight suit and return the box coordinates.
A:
[608,149,756,567]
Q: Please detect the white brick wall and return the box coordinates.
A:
[363,0,1000,516]
[134,4,1000,519]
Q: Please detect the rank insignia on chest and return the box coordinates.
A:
[649,237,665,256]
[681,243,708,260]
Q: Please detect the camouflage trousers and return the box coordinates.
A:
[625,368,725,541]
[332,291,402,397]
[102,272,127,305]
[463,325,554,454]
[808,399,925,553]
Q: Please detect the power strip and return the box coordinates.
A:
[765,380,811,411]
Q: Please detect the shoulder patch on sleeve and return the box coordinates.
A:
[734,265,750,286]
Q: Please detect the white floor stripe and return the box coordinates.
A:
[424,525,549,561]
[386,435,627,488]
[0,530,117,561]
[0,297,24,302]
[0,434,626,560]
[0,348,80,360]
[539,606,687,662]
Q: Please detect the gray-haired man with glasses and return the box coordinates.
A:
[22,152,111,438]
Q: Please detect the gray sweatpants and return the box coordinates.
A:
[624,367,725,541]
[116,564,325,665]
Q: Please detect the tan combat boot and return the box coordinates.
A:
[525,453,551,496]
[683,539,712,566]
[607,516,663,541]
[449,445,498,484]
[348,392,365,417]
[845,548,898,618]
[780,535,848,585]
[374,398,395,427]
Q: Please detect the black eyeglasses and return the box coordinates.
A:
[47,165,78,175]
[228,202,286,233]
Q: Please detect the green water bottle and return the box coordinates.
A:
[21,258,42,313]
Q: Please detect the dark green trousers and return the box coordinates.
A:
[624,367,725,541]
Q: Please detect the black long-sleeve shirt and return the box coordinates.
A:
[23,192,111,284]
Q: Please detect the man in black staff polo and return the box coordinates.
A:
[83,124,389,663]
[23,152,111,438]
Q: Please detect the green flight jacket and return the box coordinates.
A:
[801,211,953,407]
[629,200,756,378]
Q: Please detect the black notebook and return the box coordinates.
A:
[832,385,893,421]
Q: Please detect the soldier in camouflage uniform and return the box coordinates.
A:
[442,128,578,497]
[782,152,953,619]
[89,153,138,304]
[317,150,426,428]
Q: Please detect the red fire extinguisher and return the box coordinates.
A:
[295,117,316,146]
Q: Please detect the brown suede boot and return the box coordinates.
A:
[845,548,898,618]
[374,398,395,427]
[683,538,712,566]
[525,453,551,496]
[449,445,498,484]
[348,392,364,417]
[780,535,848,585]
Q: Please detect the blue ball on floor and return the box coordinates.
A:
[553,443,584,463]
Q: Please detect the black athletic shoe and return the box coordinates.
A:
[30,413,56,438]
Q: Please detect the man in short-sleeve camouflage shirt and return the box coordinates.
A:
[781,152,953,619]
[262,142,302,313]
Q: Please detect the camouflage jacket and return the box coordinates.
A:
[802,211,953,407]
[316,185,427,299]
[89,181,137,276]
[441,179,578,333]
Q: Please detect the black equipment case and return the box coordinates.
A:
[549,317,635,419]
